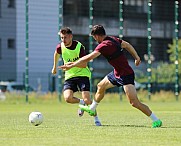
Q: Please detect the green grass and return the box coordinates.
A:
[0,93,181,146]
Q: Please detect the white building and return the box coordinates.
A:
[1,0,59,91]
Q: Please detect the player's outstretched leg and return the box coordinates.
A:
[79,105,96,116]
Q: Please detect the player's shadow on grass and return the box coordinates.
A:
[100,124,149,128]
[100,124,181,128]
[158,126,181,129]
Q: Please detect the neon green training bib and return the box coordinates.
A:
[61,41,91,80]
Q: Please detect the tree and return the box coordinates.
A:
[168,39,181,66]
[151,39,181,83]
[137,39,181,84]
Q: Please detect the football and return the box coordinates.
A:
[29,111,43,126]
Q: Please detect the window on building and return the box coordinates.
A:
[94,0,119,18]
[8,39,15,49]
[0,0,1,17]
[0,39,1,59]
[123,0,147,19]
[64,0,89,17]
[8,0,15,8]
[124,0,144,6]
[152,1,174,21]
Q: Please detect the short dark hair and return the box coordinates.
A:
[58,27,72,35]
[91,25,106,36]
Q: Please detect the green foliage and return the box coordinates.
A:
[136,39,181,83]
[152,62,175,83]
[167,39,181,64]
[150,39,181,83]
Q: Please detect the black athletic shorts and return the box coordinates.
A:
[107,71,135,87]
[63,76,90,92]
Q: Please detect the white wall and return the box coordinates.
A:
[0,0,16,80]
[16,0,59,91]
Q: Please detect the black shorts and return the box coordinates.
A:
[107,71,135,87]
[63,76,90,92]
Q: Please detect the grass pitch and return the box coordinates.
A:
[0,93,181,146]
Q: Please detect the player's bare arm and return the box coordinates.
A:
[75,62,88,68]
[64,62,87,68]
[121,40,141,66]
[59,51,101,71]
[51,51,60,74]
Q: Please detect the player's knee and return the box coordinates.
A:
[130,100,140,109]
[64,98,71,103]
[64,96,72,103]
[130,101,136,108]
[97,82,105,92]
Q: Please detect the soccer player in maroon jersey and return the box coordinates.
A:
[59,25,162,128]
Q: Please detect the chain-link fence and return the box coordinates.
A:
[0,0,180,95]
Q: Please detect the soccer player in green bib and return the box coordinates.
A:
[52,27,101,126]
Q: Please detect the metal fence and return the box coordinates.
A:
[0,0,180,100]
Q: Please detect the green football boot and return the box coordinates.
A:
[79,105,96,116]
[152,119,162,128]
